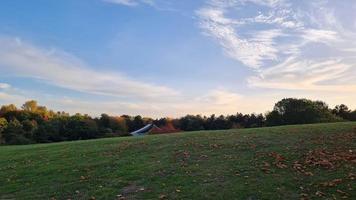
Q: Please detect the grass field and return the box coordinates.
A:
[0,122,355,200]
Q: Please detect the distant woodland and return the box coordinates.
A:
[1,98,355,145]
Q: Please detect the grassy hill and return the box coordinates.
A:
[0,122,355,200]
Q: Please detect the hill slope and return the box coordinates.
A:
[1,122,355,199]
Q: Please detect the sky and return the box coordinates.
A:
[0,0,356,117]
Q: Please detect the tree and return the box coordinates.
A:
[98,114,128,135]
[99,114,110,128]
[22,100,38,112]
[36,106,49,118]
[178,115,205,131]
[3,119,31,145]
[34,116,69,143]
[0,118,8,144]
[131,116,144,132]
[349,110,356,121]
[22,119,38,139]
[0,104,17,116]
[65,117,99,140]
[247,113,265,128]
[266,98,341,125]
[109,117,128,135]
[332,104,352,120]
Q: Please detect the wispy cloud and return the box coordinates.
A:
[103,0,154,7]
[196,7,283,68]
[0,36,271,117]
[301,29,339,43]
[0,84,270,117]
[102,0,178,12]
[248,57,356,92]
[0,83,11,89]
[196,0,305,69]
[0,36,178,100]
[196,0,356,92]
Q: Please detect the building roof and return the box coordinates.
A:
[130,124,161,136]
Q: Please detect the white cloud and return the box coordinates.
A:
[2,0,356,117]
[197,88,243,106]
[243,0,284,7]
[196,0,356,93]
[208,0,285,8]
[196,7,282,68]
[248,57,356,92]
[0,83,10,89]
[102,0,178,12]
[301,29,339,43]
[0,36,272,117]
[103,0,154,7]
[0,37,178,100]
[0,91,27,107]
[0,85,270,117]
[196,0,308,69]
[104,0,138,6]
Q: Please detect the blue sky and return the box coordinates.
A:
[0,0,356,117]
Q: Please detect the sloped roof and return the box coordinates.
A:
[130,124,161,136]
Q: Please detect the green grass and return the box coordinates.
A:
[0,122,355,200]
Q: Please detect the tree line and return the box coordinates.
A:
[0,98,355,145]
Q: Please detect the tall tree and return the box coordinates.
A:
[267,98,341,125]
[22,100,38,112]
[332,104,351,120]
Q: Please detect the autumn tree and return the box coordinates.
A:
[0,104,17,116]
[22,100,39,112]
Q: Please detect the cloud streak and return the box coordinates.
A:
[0,83,10,89]
[0,37,178,100]
[0,36,267,117]
[103,0,154,7]
[0,84,270,117]
[196,0,356,92]
[196,7,283,68]
[248,57,356,92]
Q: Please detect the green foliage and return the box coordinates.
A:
[265,111,283,126]
[22,119,38,139]
[177,115,205,131]
[132,115,144,131]
[0,118,8,144]
[266,98,342,126]
[3,119,32,145]
[109,117,128,136]
[333,104,356,121]
[174,113,265,131]
[99,114,128,135]
[0,98,354,145]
